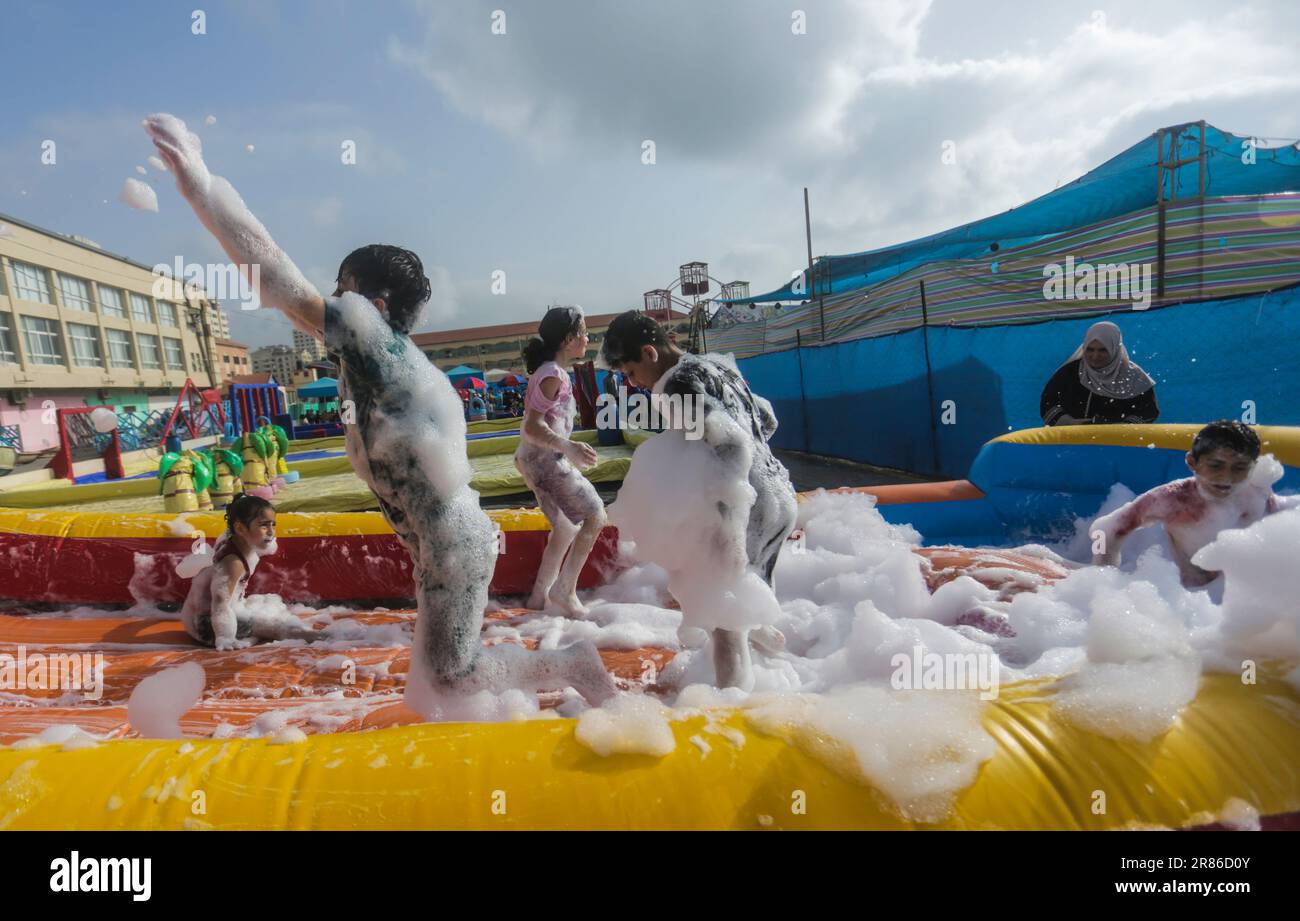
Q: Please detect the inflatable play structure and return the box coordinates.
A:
[228,381,285,437]
[1,423,1297,830]
[0,425,637,514]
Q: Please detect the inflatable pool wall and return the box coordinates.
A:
[3,424,1296,606]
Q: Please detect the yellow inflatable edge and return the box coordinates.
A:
[2,672,1296,831]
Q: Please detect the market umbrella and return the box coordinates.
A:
[458,377,486,390]
[484,368,512,383]
[500,373,526,386]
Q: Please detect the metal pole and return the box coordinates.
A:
[795,329,810,453]
[1155,128,1168,300]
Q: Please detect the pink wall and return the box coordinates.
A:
[0,393,89,452]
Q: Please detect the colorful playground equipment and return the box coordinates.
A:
[157,448,216,513]
[229,381,285,437]
[208,446,245,509]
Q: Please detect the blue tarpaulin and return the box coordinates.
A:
[733,122,1300,304]
[741,282,1300,478]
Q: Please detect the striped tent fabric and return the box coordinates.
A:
[707,192,1300,359]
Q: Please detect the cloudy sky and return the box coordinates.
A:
[2,0,1297,350]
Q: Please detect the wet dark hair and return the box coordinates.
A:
[1190,420,1260,461]
[522,306,584,374]
[599,310,671,368]
[337,244,433,335]
[225,494,275,533]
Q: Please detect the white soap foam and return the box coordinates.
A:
[127,663,205,739]
[575,694,675,757]
[609,424,781,632]
[119,177,158,212]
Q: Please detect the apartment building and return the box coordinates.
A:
[250,344,299,385]
[411,308,690,378]
[293,327,326,363]
[214,338,252,385]
[0,212,221,452]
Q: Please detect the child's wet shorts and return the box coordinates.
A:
[192,614,255,647]
[523,455,604,527]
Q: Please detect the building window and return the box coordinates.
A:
[0,312,16,364]
[157,301,178,327]
[129,293,154,324]
[98,285,126,318]
[67,322,104,367]
[105,328,135,368]
[138,334,162,369]
[21,316,65,365]
[10,261,53,303]
[58,274,95,312]
[164,337,185,370]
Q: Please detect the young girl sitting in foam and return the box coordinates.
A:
[514,306,606,616]
[180,494,320,649]
[1091,420,1300,588]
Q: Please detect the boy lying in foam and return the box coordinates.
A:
[1091,420,1300,588]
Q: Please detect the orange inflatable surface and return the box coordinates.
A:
[0,546,1070,746]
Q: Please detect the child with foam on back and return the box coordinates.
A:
[1091,420,1300,588]
[180,495,321,649]
[145,113,615,715]
[515,307,607,616]
[599,311,798,691]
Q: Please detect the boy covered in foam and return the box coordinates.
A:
[145,114,614,716]
[599,312,798,690]
[1091,420,1300,588]
[180,495,320,649]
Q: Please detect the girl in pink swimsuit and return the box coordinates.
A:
[514,307,606,616]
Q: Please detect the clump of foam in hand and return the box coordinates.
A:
[609,417,780,632]
[120,178,158,212]
[575,694,675,757]
[1194,507,1300,660]
[147,154,168,172]
[127,662,205,739]
[145,114,321,317]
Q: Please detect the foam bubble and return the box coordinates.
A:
[575,694,675,757]
[119,177,158,212]
[127,663,205,739]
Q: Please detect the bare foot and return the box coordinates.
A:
[547,590,589,618]
[524,592,549,611]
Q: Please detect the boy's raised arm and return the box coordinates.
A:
[144,113,326,339]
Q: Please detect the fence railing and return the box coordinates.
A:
[0,424,21,452]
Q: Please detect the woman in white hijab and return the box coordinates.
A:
[1040,320,1158,426]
